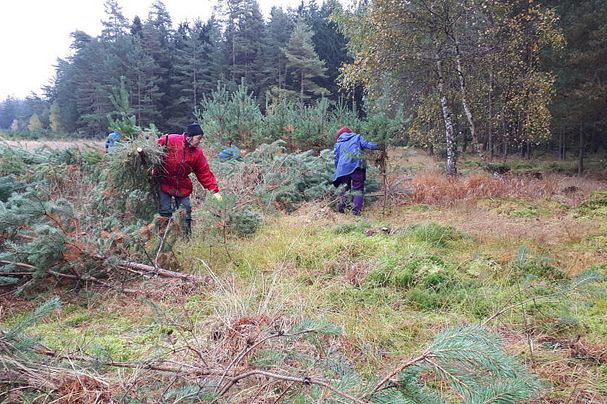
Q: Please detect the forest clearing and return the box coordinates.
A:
[1,0,606,402]
[0,138,606,402]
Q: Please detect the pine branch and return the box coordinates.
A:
[482,271,604,325]
[216,369,369,404]
[368,353,430,397]
[215,328,318,394]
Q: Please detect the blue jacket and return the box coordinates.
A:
[218,146,241,161]
[333,132,380,184]
[105,132,121,152]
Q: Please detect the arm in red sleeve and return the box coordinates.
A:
[193,151,219,193]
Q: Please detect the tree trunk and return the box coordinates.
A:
[300,70,304,105]
[453,32,484,164]
[578,125,584,175]
[488,72,494,161]
[436,53,457,176]
[231,34,236,82]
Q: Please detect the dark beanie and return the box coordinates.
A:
[185,122,204,137]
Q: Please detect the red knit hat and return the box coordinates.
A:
[335,127,352,142]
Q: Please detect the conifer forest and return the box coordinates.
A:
[1,0,607,402]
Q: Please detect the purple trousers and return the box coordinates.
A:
[335,168,366,215]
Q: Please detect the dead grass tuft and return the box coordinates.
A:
[138,277,206,302]
[343,260,373,287]
[56,375,113,403]
[409,170,606,207]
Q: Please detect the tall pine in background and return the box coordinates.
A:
[283,19,328,104]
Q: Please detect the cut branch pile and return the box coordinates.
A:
[0,141,203,293]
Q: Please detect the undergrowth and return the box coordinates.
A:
[2,146,607,401]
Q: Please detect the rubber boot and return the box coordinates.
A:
[337,192,347,213]
[352,194,364,216]
[183,219,192,240]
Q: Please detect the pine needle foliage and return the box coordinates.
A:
[0,297,64,393]
[3,296,61,342]
[234,322,542,402]
[370,325,542,403]
[92,136,164,222]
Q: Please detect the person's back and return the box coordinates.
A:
[333,130,379,184]
[105,132,121,153]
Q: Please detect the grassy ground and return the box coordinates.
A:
[2,148,607,402]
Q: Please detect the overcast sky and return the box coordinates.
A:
[0,0,316,100]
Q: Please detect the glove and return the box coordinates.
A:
[213,192,223,202]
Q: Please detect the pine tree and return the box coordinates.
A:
[100,0,130,41]
[259,7,294,106]
[218,0,266,91]
[0,97,19,129]
[283,19,329,104]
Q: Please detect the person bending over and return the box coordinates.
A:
[333,127,380,215]
[157,122,222,236]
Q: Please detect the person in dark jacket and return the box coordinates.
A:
[333,127,380,215]
[157,122,222,236]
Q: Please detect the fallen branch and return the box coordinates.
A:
[216,369,369,404]
[36,348,228,377]
[367,353,430,397]
[215,328,318,393]
[0,260,35,270]
[46,270,139,294]
[0,256,203,290]
[115,260,206,283]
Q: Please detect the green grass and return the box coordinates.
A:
[577,191,607,217]
[3,177,607,401]
[479,197,569,218]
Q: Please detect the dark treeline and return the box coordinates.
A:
[0,0,605,166]
[0,0,351,137]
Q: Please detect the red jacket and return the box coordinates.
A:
[157,134,219,197]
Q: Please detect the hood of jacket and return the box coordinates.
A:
[336,133,356,143]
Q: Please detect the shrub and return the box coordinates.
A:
[367,255,453,290]
[402,222,468,248]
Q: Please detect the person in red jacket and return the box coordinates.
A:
[157,122,222,236]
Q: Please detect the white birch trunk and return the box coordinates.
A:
[436,53,458,176]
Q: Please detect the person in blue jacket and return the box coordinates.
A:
[218,142,242,161]
[333,127,380,215]
[105,132,121,153]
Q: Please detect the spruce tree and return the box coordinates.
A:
[142,0,174,129]
[169,18,222,129]
[305,0,351,100]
